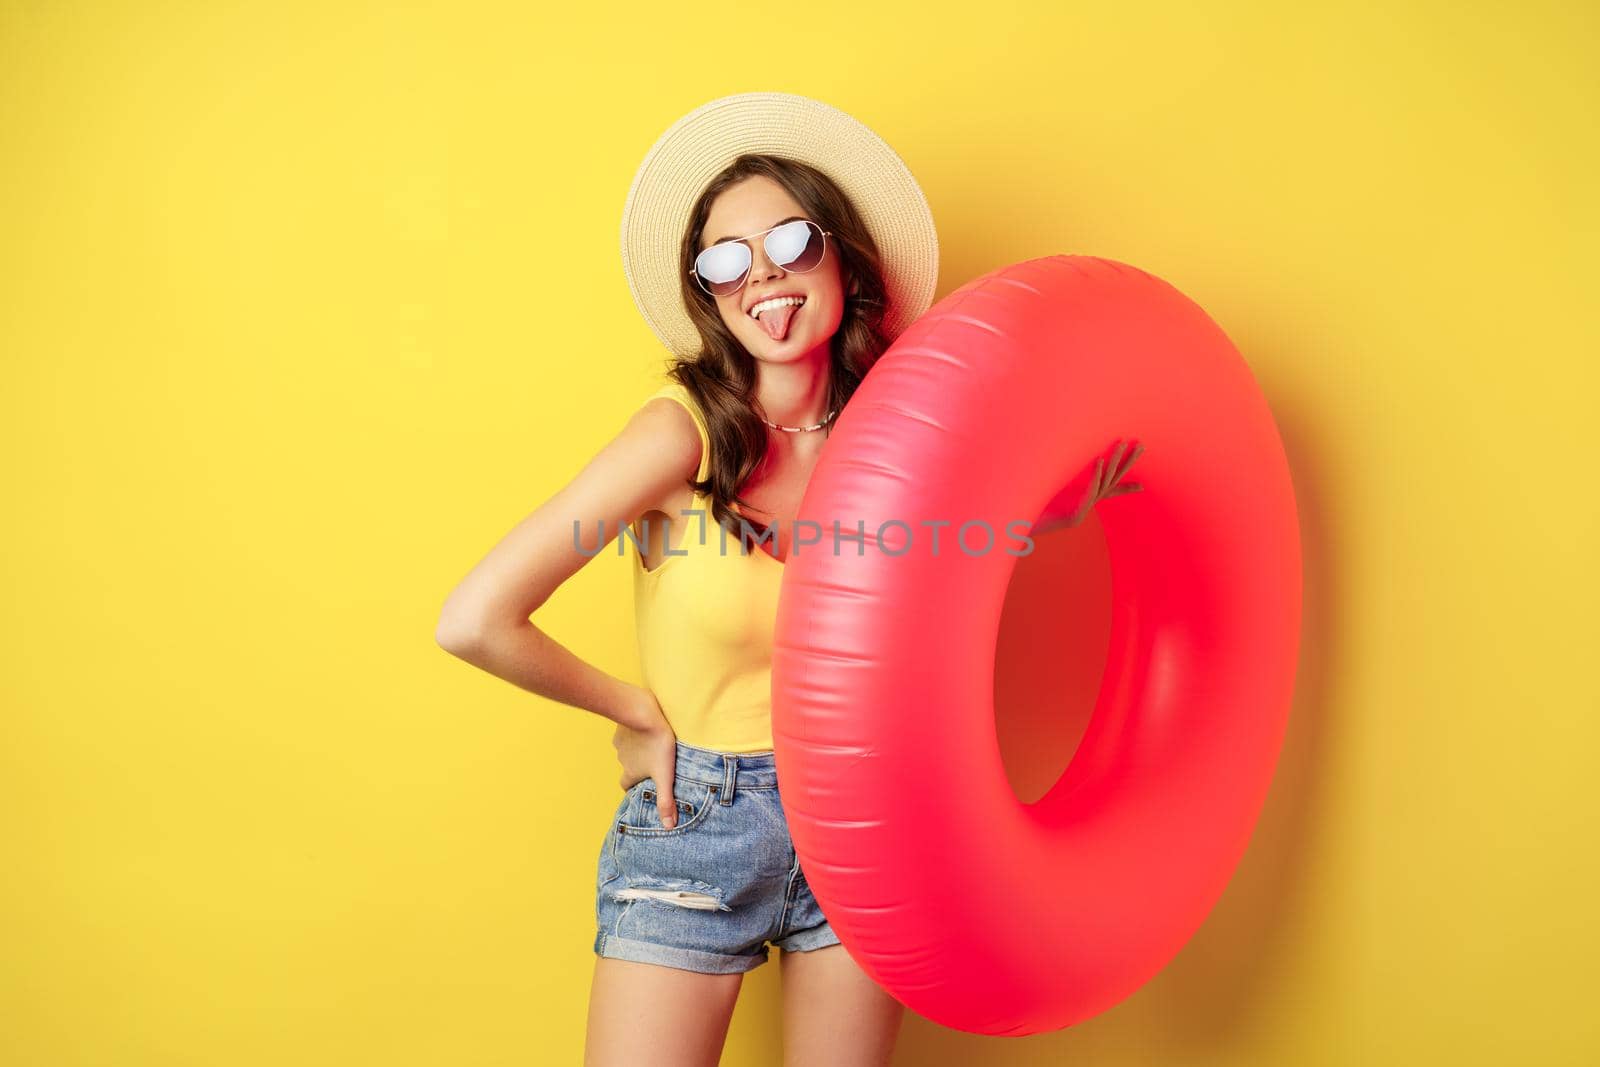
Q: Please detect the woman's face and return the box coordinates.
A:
[698,175,847,365]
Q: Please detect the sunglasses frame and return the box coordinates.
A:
[690,219,834,298]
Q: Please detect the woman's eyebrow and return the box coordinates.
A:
[707,215,805,247]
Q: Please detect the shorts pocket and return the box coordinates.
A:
[617,779,718,838]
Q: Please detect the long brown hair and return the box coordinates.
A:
[667,153,893,550]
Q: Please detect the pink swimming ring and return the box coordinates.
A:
[771,255,1302,1035]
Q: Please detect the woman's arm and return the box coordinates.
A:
[434,396,703,731]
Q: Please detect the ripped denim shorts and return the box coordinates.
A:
[593,740,841,974]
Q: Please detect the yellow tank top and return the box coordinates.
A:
[630,381,784,753]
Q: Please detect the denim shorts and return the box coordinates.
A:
[593,740,842,974]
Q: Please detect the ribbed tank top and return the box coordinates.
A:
[630,381,783,753]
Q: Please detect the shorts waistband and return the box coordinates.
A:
[672,740,778,800]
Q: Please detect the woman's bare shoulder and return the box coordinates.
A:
[617,391,703,512]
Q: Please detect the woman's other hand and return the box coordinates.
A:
[1031,439,1145,536]
[1067,439,1144,526]
[612,688,682,828]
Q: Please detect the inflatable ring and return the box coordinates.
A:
[771,255,1302,1035]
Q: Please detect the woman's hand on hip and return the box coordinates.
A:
[611,688,682,828]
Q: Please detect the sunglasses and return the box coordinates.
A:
[691,219,833,298]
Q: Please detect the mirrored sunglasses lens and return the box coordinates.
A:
[767,220,824,272]
[696,243,750,295]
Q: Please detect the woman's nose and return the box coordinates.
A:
[747,243,784,281]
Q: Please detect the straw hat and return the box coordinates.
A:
[620,91,940,359]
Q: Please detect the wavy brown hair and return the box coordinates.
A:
[666,153,893,551]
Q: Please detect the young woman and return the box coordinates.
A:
[437,96,1139,1064]
[438,124,921,1064]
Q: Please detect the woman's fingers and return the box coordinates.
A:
[1121,441,1145,477]
[1097,442,1142,492]
[1109,440,1142,482]
[658,771,677,828]
[1071,460,1103,525]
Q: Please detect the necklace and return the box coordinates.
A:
[759,408,837,433]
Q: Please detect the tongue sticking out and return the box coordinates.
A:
[756,301,801,341]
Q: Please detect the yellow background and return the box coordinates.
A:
[3,1,1596,1063]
